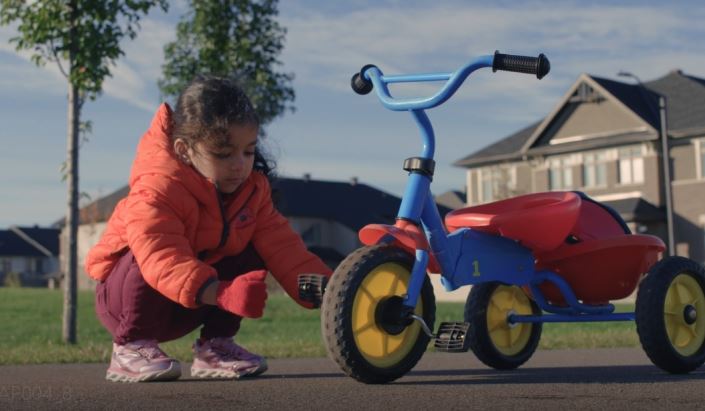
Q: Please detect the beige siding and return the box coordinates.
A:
[672,181,705,262]
[641,154,663,206]
[466,169,478,205]
[514,163,532,196]
[68,222,106,290]
[546,100,647,143]
[534,166,550,192]
[672,140,698,181]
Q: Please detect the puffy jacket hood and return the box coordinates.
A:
[130,103,216,205]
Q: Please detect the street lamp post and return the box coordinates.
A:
[618,71,675,256]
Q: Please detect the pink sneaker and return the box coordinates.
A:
[106,340,181,383]
[191,337,268,379]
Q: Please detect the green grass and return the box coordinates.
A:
[0,288,638,365]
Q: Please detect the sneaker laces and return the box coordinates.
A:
[208,337,257,362]
[130,340,165,360]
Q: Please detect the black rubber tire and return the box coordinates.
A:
[465,282,542,370]
[321,244,436,384]
[636,256,705,374]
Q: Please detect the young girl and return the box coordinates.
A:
[85,76,332,383]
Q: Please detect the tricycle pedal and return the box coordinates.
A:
[434,322,471,353]
[297,274,328,308]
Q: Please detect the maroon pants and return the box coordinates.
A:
[95,245,265,345]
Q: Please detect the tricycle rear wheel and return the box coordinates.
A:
[465,282,542,369]
[636,256,705,373]
[321,244,436,383]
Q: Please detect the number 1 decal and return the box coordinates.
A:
[472,260,481,277]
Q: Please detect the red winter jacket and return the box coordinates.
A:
[85,103,332,308]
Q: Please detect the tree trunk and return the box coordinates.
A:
[62,30,80,344]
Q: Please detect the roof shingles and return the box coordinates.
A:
[457,71,705,166]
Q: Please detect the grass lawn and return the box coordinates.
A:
[0,288,639,365]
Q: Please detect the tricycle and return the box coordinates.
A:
[310,51,705,384]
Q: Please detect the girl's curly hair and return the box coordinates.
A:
[171,76,275,177]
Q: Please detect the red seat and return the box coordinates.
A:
[445,191,581,252]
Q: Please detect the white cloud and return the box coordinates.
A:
[100,17,176,111]
[0,25,68,94]
[120,18,175,80]
[1,16,173,112]
[281,3,705,91]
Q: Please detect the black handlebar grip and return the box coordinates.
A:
[492,51,550,79]
[351,64,376,95]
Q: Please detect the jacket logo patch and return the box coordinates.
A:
[233,207,255,229]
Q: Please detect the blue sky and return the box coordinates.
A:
[1,0,704,228]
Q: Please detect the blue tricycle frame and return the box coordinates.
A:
[316,52,705,384]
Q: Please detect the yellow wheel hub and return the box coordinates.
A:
[352,262,423,368]
[487,285,534,356]
[664,273,705,356]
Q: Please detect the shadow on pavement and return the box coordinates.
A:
[396,365,705,385]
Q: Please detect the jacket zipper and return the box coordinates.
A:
[199,185,258,260]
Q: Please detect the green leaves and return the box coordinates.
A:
[158,0,295,126]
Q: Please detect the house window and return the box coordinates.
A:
[479,166,516,203]
[618,146,644,184]
[582,151,608,188]
[481,170,495,203]
[548,157,573,190]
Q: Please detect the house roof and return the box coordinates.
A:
[272,177,402,231]
[434,190,467,210]
[454,121,540,167]
[644,71,705,135]
[67,177,451,232]
[601,197,664,222]
[53,185,130,227]
[0,226,60,257]
[591,76,660,129]
[455,70,705,168]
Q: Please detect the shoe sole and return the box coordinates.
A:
[106,362,181,383]
[191,360,268,380]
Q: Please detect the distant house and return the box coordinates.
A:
[64,176,452,290]
[434,190,467,210]
[454,70,705,263]
[0,226,60,287]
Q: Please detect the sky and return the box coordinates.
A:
[1,0,704,228]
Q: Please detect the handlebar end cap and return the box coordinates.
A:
[351,64,378,95]
[351,72,373,95]
[536,53,550,80]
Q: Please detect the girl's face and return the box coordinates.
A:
[176,123,259,194]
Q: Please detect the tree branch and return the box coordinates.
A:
[49,38,69,79]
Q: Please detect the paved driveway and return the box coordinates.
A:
[2,348,705,410]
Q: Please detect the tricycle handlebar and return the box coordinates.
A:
[350,51,550,111]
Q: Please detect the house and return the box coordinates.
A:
[454,69,705,263]
[0,226,60,287]
[66,176,452,291]
[434,190,467,210]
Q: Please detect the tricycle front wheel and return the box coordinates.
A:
[465,282,542,369]
[636,256,705,373]
[321,245,435,384]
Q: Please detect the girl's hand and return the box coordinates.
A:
[215,270,268,318]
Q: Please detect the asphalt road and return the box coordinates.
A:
[2,348,705,410]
